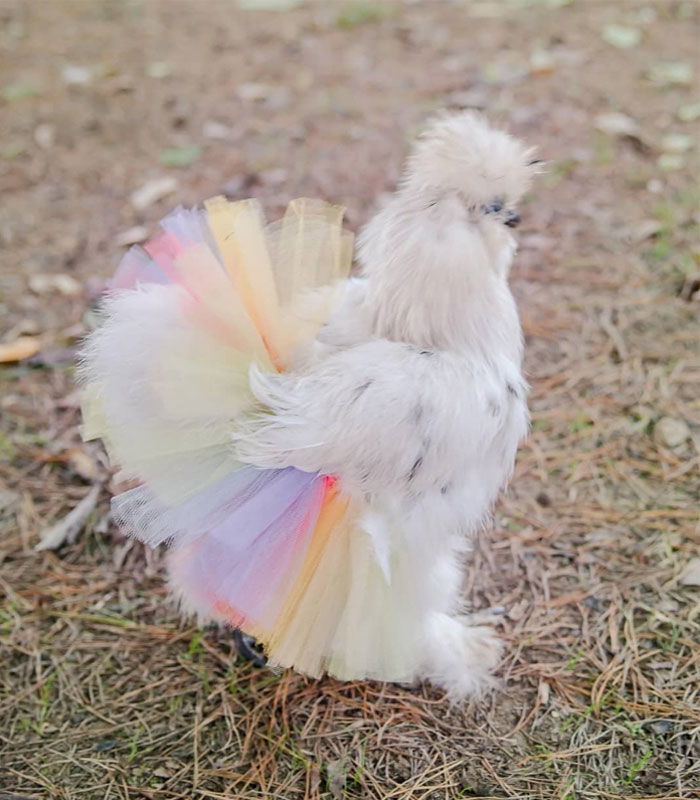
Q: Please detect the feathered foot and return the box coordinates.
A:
[420,613,503,700]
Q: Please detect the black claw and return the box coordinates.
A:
[232,628,268,668]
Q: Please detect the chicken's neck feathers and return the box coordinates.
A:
[359,197,522,362]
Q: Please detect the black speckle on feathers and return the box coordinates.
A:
[353,380,372,401]
[407,455,423,483]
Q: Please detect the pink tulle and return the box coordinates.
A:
[165,467,328,629]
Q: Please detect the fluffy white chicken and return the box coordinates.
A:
[235,111,538,697]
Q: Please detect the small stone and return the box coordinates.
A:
[657,153,683,171]
[446,88,489,109]
[153,766,172,779]
[34,123,55,149]
[259,167,288,186]
[237,82,273,101]
[508,599,529,622]
[677,102,700,122]
[220,176,246,197]
[202,120,232,140]
[648,61,693,87]
[0,490,20,515]
[648,720,672,735]
[661,134,692,153]
[594,112,639,137]
[146,61,172,79]
[62,65,92,85]
[653,416,690,449]
[93,739,117,752]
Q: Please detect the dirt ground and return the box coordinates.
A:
[1,1,699,798]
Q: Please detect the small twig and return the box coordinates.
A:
[599,307,628,360]
[34,484,101,551]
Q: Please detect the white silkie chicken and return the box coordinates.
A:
[81,111,538,698]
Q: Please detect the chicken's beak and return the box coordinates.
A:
[504,210,520,228]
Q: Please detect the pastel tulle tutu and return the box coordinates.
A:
[81,197,422,681]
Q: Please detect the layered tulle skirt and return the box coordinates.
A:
[81,197,422,681]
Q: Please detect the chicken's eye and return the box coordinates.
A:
[487,198,503,214]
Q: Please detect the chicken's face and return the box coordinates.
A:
[399,111,541,280]
[482,196,521,230]
[472,195,522,278]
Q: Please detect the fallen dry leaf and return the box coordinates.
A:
[678,558,700,587]
[0,336,41,363]
[28,272,82,296]
[65,447,99,481]
[530,48,556,76]
[130,176,179,211]
[158,145,201,168]
[602,24,641,49]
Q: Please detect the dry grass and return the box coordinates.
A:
[1,1,699,798]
